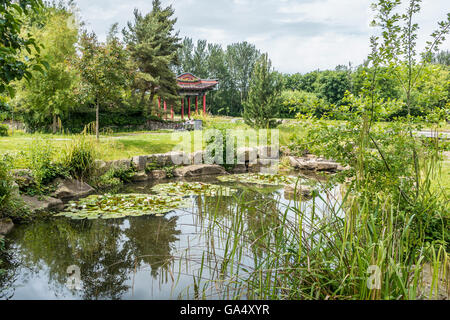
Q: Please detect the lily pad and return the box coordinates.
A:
[152,181,237,197]
[217,173,303,186]
[55,193,190,220]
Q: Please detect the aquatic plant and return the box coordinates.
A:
[56,193,190,220]
[152,181,237,197]
[217,173,303,186]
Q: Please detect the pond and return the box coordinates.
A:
[0,173,341,300]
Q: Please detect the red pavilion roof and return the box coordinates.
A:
[177,73,218,93]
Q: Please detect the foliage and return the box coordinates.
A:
[0,154,29,220]
[26,138,68,189]
[431,50,450,66]
[95,171,123,191]
[61,134,97,181]
[145,162,178,178]
[0,154,14,214]
[243,53,283,128]
[315,70,352,105]
[217,173,303,186]
[152,181,237,197]
[0,0,45,97]
[123,0,181,115]
[78,25,130,139]
[280,90,327,118]
[104,165,136,184]
[0,124,8,136]
[56,193,190,220]
[176,38,261,116]
[13,4,79,133]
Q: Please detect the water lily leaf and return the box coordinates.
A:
[217,173,302,186]
[58,193,191,220]
[152,182,237,197]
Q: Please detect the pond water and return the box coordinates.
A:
[0,174,341,300]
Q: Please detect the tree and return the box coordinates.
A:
[123,0,181,116]
[78,26,129,139]
[243,53,283,128]
[0,0,45,97]
[431,50,450,66]
[226,42,260,105]
[315,70,352,105]
[13,4,78,133]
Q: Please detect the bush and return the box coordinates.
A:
[0,154,29,220]
[95,165,136,190]
[27,139,69,189]
[0,124,8,136]
[61,135,97,181]
[0,155,14,214]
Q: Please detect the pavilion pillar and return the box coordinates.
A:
[203,94,206,115]
[171,105,174,120]
[188,96,191,119]
[195,96,198,114]
[181,97,184,120]
[163,100,167,120]
[158,97,161,117]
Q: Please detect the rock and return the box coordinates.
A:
[190,151,204,165]
[280,146,291,157]
[22,195,64,213]
[288,156,340,172]
[52,178,95,200]
[11,181,20,197]
[257,146,279,159]
[131,171,149,182]
[149,170,167,180]
[94,160,109,175]
[12,169,35,190]
[284,184,313,200]
[237,147,258,164]
[0,218,14,235]
[248,162,263,173]
[109,159,132,169]
[132,155,148,171]
[166,151,190,165]
[315,161,339,172]
[173,164,226,177]
[419,263,449,300]
[147,153,172,166]
[231,164,247,174]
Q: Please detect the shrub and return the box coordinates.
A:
[95,165,136,191]
[145,162,178,178]
[0,124,8,136]
[27,139,69,189]
[96,171,123,190]
[61,135,97,181]
[0,154,29,220]
[0,155,14,214]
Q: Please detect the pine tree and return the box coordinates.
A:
[243,53,282,128]
[123,0,181,116]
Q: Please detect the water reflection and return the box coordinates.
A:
[0,176,340,300]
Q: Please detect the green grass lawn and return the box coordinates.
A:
[0,117,305,164]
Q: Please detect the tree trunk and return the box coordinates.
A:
[96,102,99,140]
[52,114,57,134]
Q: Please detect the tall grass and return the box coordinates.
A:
[186,178,448,300]
[61,132,98,181]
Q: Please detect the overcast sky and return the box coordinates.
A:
[75,0,449,74]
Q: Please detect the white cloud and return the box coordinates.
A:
[74,0,450,74]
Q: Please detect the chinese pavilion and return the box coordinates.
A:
[158,73,218,120]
